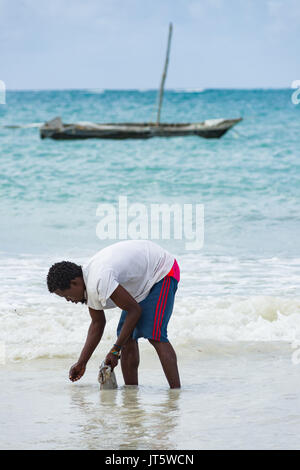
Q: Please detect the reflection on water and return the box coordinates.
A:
[4,355,300,449]
[69,385,181,450]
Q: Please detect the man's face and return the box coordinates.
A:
[55,277,86,304]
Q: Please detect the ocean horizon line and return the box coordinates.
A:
[3,86,293,93]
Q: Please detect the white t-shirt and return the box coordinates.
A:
[82,240,175,310]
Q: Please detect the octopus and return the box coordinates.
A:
[98,361,118,390]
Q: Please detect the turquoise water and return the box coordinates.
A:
[1,89,299,257]
[0,89,300,360]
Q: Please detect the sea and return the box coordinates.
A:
[0,89,300,450]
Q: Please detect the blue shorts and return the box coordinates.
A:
[117,275,178,343]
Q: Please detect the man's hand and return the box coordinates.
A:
[105,352,119,371]
[69,362,86,382]
[70,309,106,382]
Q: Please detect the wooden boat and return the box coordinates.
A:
[40,116,242,140]
[40,24,242,141]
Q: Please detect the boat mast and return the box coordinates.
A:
[156,22,173,125]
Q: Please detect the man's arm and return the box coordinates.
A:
[105,284,142,369]
[69,308,106,382]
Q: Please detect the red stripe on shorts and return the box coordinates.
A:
[156,276,171,341]
[152,277,169,340]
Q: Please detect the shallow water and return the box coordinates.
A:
[1,344,300,450]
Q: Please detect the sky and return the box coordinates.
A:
[0,0,299,90]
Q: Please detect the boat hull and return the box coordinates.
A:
[40,117,242,140]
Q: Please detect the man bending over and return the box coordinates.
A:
[46,240,181,388]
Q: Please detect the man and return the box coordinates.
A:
[46,239,181,388]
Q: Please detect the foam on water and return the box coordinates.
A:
[2,291,300,361]
[1,253,299,362]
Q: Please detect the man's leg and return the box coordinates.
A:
[120,338,140,386]
[148,339,181,389]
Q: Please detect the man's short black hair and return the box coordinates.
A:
[47,261,83,293]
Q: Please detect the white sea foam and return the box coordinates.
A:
[1,253,299,361]
[1,291,300,361]
[86,88,105,94]
[172,88,205,93]
[172,295,300,345]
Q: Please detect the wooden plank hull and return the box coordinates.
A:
[40,117,242,140]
